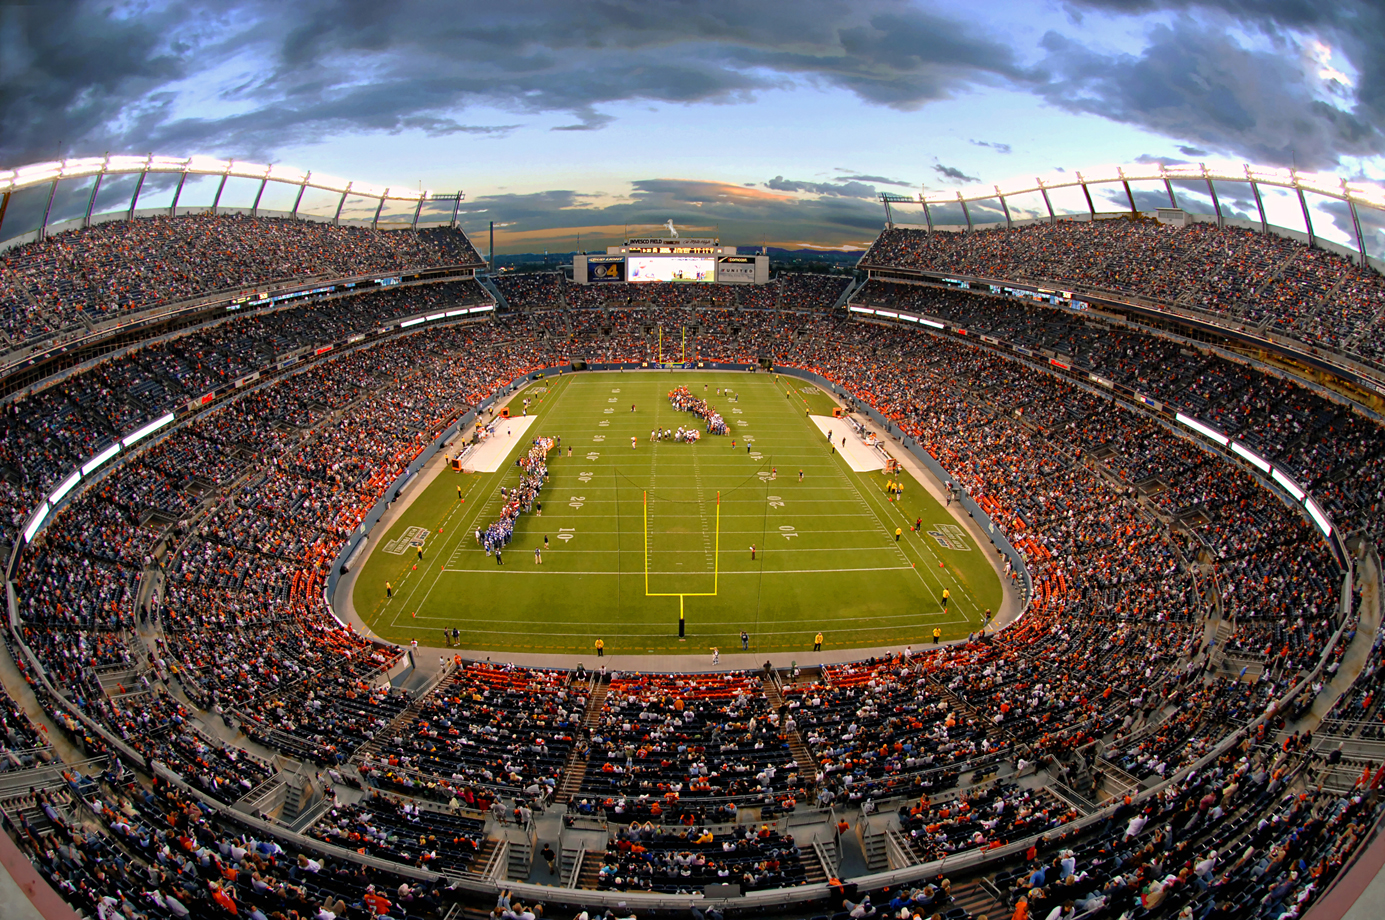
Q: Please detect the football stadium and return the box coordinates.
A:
[3,5,1385,920]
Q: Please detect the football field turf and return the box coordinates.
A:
[351,371,1003,656]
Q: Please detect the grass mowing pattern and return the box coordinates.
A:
[352,371,1002,656]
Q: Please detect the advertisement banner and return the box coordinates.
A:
[586,256,626,283]
[716,256,756,283]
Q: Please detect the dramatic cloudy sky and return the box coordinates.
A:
[3,0,1384,253]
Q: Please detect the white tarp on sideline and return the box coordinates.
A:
[810,415,886,472]
[463,414,538,472]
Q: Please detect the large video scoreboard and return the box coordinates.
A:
[573,236,769,285]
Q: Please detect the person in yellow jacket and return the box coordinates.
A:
[595,638,605,657]
[941,588,950,610]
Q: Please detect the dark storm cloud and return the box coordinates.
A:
[0,2,189,163]
[933,164,979,184]
[1317,197,1385,256]
[835,173,914,187]
[1048,2,1385,168]
[0,0,1029,163]
[1177,145,1209,156]
[970,140,1013,154]
[764,176,878,198]
[1132,153,1189,165]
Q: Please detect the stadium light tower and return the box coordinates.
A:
[878,191,915,229]
[1200,163,1223,226]
[1037,177,1056,223]
[1246,164,1268,233]
[1075,171,1096,218]
[995,185,1012,230]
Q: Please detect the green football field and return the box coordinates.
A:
[351,371,1003,656]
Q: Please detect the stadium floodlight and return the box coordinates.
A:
[468,305,495,313]
[231,162,272,179]
[1304,497,1332,539]
[1080,165,1123,185]
[1347,182,1385,209]
[268,164,306,184]
[1119,163,1164,182]
[1247,165,1294,183]
[49,470,81,505]
[9,163,61,188]
[849,306,875,315]
[105,155,151,173]
[121,412,175,448]
[147,155,188,171]
[400,317,426,328]
[1271,467,1306,501]
[875,310,899,319]
[81,443,121,476]
[425,312,446,321]
[1295,171,1346,199]
[919,318,945,329]
[58,157,109,179]
[310,173,351,193]
[1230,441,1271,473]
[23,503,49,544]
[15,160,62,178]
[353,181,388,199]
[1175,412,1229,446]
[185,155,230,175]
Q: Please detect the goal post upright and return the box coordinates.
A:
[645,489,721,641]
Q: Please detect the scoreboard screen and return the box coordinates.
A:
[628,256,714,283]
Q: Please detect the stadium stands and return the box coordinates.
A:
[0,215,483,344]
[0,213,1381,920]
[859,220,1385,368]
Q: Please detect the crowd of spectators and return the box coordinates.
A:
[0,219,1378,918]
[859,219,1385,367]
[594,821,809,893]
[363,662,583,802]
[0,213,483,344]
[847,281,1385,543]
[579,672,803,815]
[14,771,453,920]
[308,792,486,873]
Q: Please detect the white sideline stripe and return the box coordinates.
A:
[457,546,904,554]
[402,619,971,635]
[440,565,916,575]
[464,415,538,472]
[809,415,885,471]
[382,609,966,627]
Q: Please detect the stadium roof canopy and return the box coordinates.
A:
[0,154,465,241]
[880,160,1384,265]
